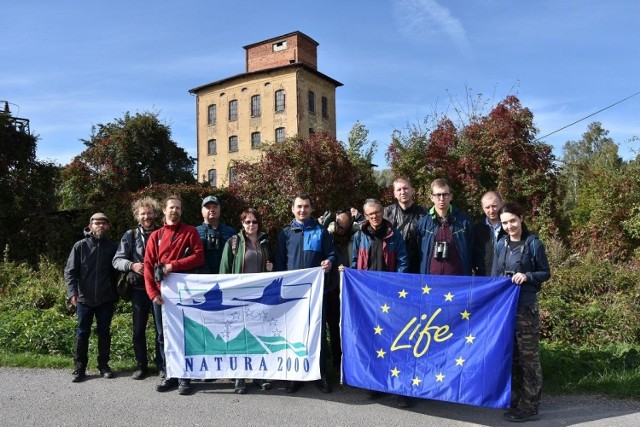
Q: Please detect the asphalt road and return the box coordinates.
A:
[2,367,640,426]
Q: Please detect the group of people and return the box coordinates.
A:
[64,176,550,423]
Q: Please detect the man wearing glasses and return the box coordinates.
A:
[417,178,473,276]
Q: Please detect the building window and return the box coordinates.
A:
[275,90,285,112]
[251,95,261,117]
[229,136,238,152]
[229,167,237,184]
[308,90,315,113]
[207,139,217,155]
[207,104,217,125]
[321,97,328,118]
[251,132,261,149]
[275,127,285,143]
[273,40,287,52]
[208,169,217,187]
[229,100,238,121]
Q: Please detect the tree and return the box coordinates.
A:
[226,132,383,237]
[0,110,61,263]
[60,111,195,210]
[386,95,558,237]
[559,123,637,261]
[561,122,621,213]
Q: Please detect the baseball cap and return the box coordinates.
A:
[90,212,109,223]
[201,195,220,207]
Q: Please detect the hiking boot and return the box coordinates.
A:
[235,379,247,394]
[131,368,148,380]
[285,381,304,393]
[99,366,115,379]
[178,379,193,395]
[315,377,332,393]
[72,369,86,383]
[156,377,178,392]
[504,408,539,422]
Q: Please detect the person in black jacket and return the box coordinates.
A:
[113,197,162,380]
[64,212,118,383]
[491,203,550,423]
[472,191,503,276]
[383,177,426,273]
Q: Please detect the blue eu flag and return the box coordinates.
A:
[341,269,520,408]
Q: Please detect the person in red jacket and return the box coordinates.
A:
[144,194,205,395]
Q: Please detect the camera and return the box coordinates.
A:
[433,241,449,260]
[504,270,516,277]
[206,231,222,251]
[154,264,165,282]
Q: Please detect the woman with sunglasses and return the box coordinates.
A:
[491,202,550,422]
[219,208,274,394]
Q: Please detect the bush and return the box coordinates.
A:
[0,258,154,368]
[539,255,640,345]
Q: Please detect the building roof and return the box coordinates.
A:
[188,63,343,94]
[242,31,319,50]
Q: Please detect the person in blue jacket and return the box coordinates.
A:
[418,178,473,276]
[275,193,335,394]
[491,202,550,423]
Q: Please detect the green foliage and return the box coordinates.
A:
[539,256,640,345]
[0,112,62,265]
[60,111,196,210]
[0,258,151,366]
[227,132,382,238]
[386,96,559,235]
[541,342,640,397]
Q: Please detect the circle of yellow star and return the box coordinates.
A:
[455,357,465,366]
[435,373,445,382]
[376,348,386,358]
[421,284,432,294]
[444,292,454,302]
[465,334,476,344]
[412,377,422,386]
[460,310,471,320]
[374,325,383,335]
[390,367,401,377]
[398,289,408,298]
[381,303,390,313]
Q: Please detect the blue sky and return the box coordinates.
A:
[2,0,639,170]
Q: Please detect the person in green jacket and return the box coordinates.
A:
[219,208,274,393]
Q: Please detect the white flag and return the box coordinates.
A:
[161,267,324,381]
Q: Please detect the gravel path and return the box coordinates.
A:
[1,367,639,426]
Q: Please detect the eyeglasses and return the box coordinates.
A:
[243,220,259,225]
[431,193,451,199]
[365,210,382,218]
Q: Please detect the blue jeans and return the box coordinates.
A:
[132,288,162,370]
[74,301,115,370]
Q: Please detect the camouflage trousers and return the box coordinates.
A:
[511,302,543,413]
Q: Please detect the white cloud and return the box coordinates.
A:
[393,0,470,53]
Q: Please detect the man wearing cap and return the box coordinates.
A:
[64,212,119,383]
[196,195,236,274]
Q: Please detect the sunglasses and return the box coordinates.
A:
[243,220,259,225]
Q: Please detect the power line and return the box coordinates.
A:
[536,90,640,141]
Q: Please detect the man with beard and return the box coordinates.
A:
[383,177,427,273]
[144,195,205,395]
[113,197,162,380]
[65,212,118,383]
